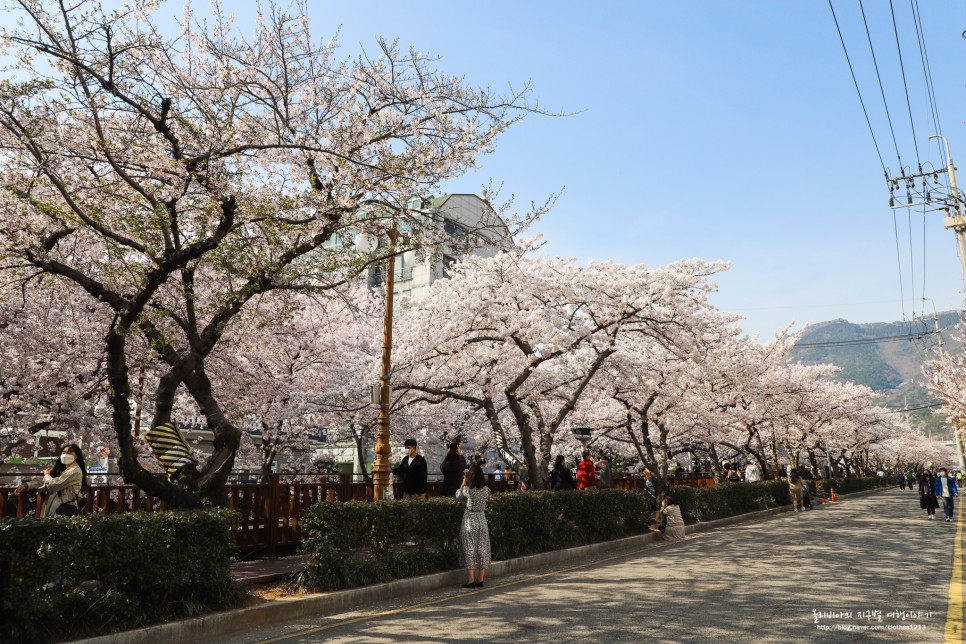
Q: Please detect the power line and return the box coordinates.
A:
[859,0,903,166]
[795,330,937,348]
[893,210,907,320]
[889,0,921,164]
[910,0,947,184]
[889,402,941,413]
[828,0,887,171]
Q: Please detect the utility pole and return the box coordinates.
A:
[890,134,966,470]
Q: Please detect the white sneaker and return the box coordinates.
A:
[929,515,934,520]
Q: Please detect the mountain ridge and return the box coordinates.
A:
[789,311,962,438]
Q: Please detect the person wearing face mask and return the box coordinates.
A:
[934,467,959,523]
[14,443,88,517]
[392,438,427,500]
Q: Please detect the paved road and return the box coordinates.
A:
[212,488,962,643]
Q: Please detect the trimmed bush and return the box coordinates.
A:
[299,478,896,592]
[671,481,788,525]
[300,489,653,591]
[0,509,243,643]
[300,498,463,591]
[809,476,895,498]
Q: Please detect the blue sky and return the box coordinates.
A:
[164,2,966,336]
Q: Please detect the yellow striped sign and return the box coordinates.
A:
[145,422,198,478]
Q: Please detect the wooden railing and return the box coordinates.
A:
[0,472,704,553]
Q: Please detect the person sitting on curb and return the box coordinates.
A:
[658,493,685,541]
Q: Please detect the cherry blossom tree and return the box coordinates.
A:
[0,1,544,506]
[394,250,730,490]
[0,279,112,461]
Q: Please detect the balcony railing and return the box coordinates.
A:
[373,266,414,285]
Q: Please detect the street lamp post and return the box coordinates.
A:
[357,225,415,501]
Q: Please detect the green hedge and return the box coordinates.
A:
[670,481,789,525]
[300,478,895,592]
[0,509,243,643]
[300,489,652,591]
[300,498,464,591]
[808,476,895,498]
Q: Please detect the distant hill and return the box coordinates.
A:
[788,311,962,438]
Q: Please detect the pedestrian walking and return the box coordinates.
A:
[934,467,959,522]
[14,443,88,517]
[898,472,906,490]
[551,455,576,491]
[919,471,939,520]
[788,468,805,513]
[597,455,613,489]
[906,470,916,491]
[657,493,686,541]
[576,450,598,490]
[456,464,491,588]
[391,439,427,499]
[439,442,467,497]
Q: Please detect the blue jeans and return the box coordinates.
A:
[941,496,955,520]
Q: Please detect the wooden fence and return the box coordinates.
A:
[0,472,711,554]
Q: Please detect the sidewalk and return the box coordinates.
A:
[79,485,892,644]
[233,554,308,585]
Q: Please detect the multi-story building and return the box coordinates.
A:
[371,193,510,299]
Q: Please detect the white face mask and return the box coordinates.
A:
[60,453,75,465]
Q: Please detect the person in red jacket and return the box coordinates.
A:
[576,450,598,489]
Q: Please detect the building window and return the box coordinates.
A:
[443,219,466,237]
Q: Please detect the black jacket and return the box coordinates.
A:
[439,453,467,497]
[551,464,576,491]
[393,454,428,495]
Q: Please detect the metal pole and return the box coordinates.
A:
[930,134,966,472]
[372,228,397,501]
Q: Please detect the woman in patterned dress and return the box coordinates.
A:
[456,463,491,588]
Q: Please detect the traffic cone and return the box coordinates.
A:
[820,495,827,505]
[830,489,837,503]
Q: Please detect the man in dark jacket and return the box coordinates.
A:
[439,442,468,497]
[392,438,428,499]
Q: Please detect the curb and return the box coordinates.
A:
[73,485,894,644]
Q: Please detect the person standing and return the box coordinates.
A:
[391,438,427,500]
[456,464,491,588]
[439,442,467,497]
[744,461,761,483]
[788,468,805,513]
[551,455,576,491]
[935,467,959,522]
[576,451,598,490]
[919,470,939,520]
[598,455,613,489]
[14,443,88,517]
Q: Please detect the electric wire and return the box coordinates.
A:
[911,0,948,188]
[890,0,921,164]
[795,329,938,348]
[828,0,887,171]
[859,0,903,166]
[889,402,941,413]
[893,210,908,321]
[856,0,909,319]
